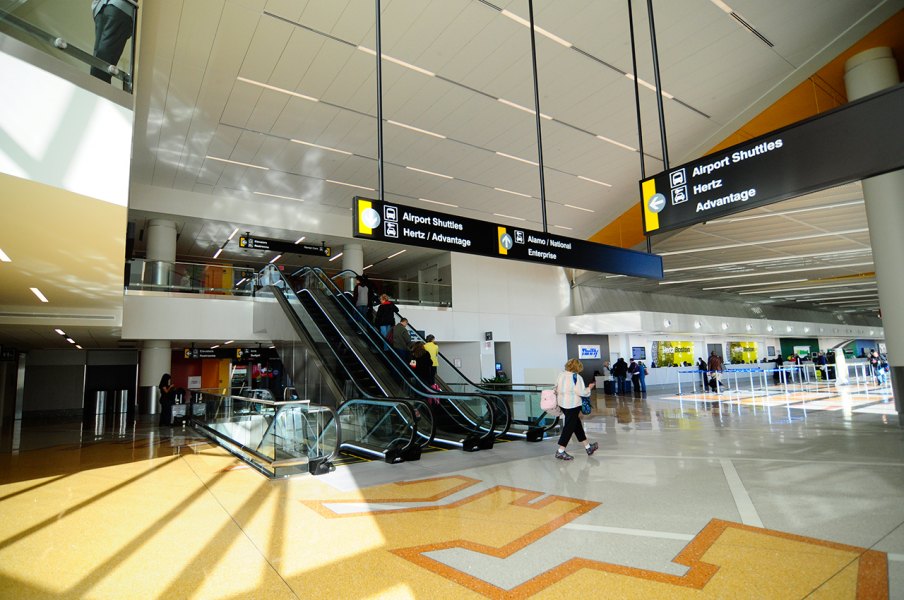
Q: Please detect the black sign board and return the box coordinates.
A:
[0,346,17,361]
[183,347,274,361]
[641,83,904,235]
[353,198,663,279]
[239,235,331,258]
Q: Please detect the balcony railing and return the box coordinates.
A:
[0,0,136,91]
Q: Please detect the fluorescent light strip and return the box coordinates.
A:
[75,345,83,350]
[326,179,375,191]
[269,254,282,264]
[494,213,526,222]
[363,264,373,271]
[290,138,352,155]
[211,345,220,349]
[711,200,864,224]
[54,329,65,335]
[595,135,637,152]
[660,261,873,285]
[554,225,573,231]
[224,340,234,345]
[328,252,343,262]
[771,285,878,298]
[703,279,809,291]
[814,296,880,305]
[386,249,407,260]
[665,248,871,273]
[419,197,459,208]
[206,155,269,171]
[710,0,733,14]
[496,98,552,120]
[213,248,223,259]
[659,228,870,256]
[227,227,239,241]
[564,204,594,213]
[30,287,48,302]
[237,76,319,102]
[387,120,446,139]
[0,249,10,262]
[496,151,539,166]
[625,73,674,99]
[254,191,304,202]
[294,236,306,244]
[356,46,436,77]
[738,281,876,295]
[500,9,573,48]
[405,166,453,179]
[65,337,75,344]
[577,175,612,187]
[494,187,532,198]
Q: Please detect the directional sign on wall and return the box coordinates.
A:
[353,197,663,279]
[238,234,331,258]
[640,82,904,235]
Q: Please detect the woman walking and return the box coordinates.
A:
[555,358,598,460]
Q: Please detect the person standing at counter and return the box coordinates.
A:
[611,357,628,394]
[707,351,723,393]
[697,357,708,389]
[636,360,648,394]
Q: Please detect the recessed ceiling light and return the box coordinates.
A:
[211,345,220,349]
[236,76,320,102]
[0,248,10,262]
[493,188,532,198]
[553,225,573,231]
[499,9,573,48]
[329,252,343,262]
[577,175,612,187]
[386,250,407,260]
[496,151,539,166]
[54,328,65,335]
[224,340,234,345]
[564,204,594,213]
[493,213,527,222]
[624,73,674,99]
[595,134,636,152]
[496,98,552,120]
[65,337,75,344]
[663,319,671,328]
[290,138,352,155]
[363,264,373,271]
[75,345,83,350]
[405,166,453,179]
[721,322,728,330]
[30,287,48,303]
[205,155,269,170]
[213,248,223,259]
[745,324,752,331]
[387,120,445,139]
[294,236,306,244]
[694,321,701,329]
[356,46,436,77]
[418,198,459,208]
[254,191,304,202]
[227,227,240,241]
[269,254,282,264]
[767,325,774,332]
[326,180,375,191]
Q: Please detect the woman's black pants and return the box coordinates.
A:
[557,406,587,448]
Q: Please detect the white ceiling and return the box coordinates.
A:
[2,0,899,350]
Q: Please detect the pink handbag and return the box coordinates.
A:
[540,389,561,416]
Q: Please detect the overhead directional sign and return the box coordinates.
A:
[641,82,904,235]
[183,347,275,360]
[239,234,331,258]
[353,197,663,279]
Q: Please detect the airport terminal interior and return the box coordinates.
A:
[1,1,904,598]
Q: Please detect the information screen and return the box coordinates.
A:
[353,197,663,279]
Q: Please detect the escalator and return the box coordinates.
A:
[318,268,559,442]
[279,266,504,451]
[254,271,430,463]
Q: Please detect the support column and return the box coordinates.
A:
[342,243,364,293]
[145,219,177,286]
[843,47,904,420]
[138,340,171,414]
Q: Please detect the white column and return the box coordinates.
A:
[843,47,904,419]
[138,340,171,414]
[145,219,177,286]
[342,243,364,292]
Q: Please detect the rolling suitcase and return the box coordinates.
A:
[623,380,632,394]
[603,380,614,394]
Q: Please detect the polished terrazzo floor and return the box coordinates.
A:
[1,383,902,599]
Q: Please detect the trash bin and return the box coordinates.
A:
[138,387,159,415]
[90,390,108,415]
[113,390,129,413]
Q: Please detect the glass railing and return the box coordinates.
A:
[0,0,136,91]
[126,259,256,296]
[336,398,432,463]
[190,390,338,477]
[326,272,452,308]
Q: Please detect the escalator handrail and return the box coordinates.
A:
[339,397,435,451]
[293,267,501,435]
